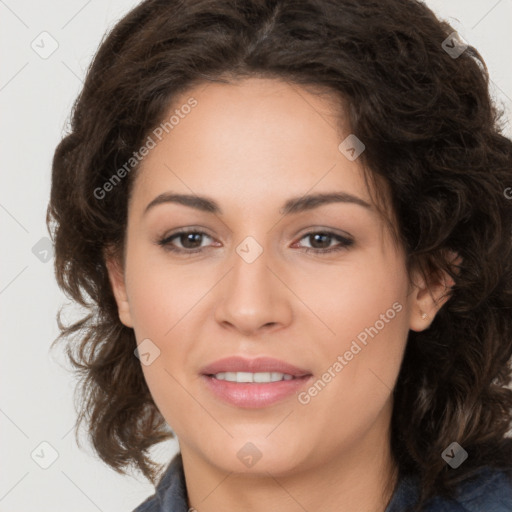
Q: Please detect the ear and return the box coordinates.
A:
[408,250,461,332]
[104,246,134,328]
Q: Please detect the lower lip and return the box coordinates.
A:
[201,374,313,408]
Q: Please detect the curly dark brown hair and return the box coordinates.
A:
[46,0,512,508]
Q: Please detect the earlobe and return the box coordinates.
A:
[408,251,461,332]
[104,248,134,328]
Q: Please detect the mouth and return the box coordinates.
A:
[200,355,312,378]
[199,356,313,408]
[206,371,306,383]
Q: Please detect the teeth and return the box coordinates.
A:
[213,372,295,383]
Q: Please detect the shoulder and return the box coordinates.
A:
[453,466,512,512]
[386,466,512,512]
[131,453,190,512]
[131,458,512,512]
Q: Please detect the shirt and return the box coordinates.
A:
[132,452,512,512]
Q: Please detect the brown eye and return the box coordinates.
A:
[307,233,332,249]
[158,230,214,253]
[175,232,205,249]
[295,231,354,254]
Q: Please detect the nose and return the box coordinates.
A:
[214,244,293,337]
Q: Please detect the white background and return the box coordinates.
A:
[1,0,511,510]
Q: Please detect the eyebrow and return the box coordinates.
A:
[143,191,372,217]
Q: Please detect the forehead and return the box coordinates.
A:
[129,78,377,214]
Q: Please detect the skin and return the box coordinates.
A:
[106,78,454,512]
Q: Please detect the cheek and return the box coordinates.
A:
[124,250,208,417]
[303,255,409,341]
[125,248,208,338]
[304,257,410,403]
[127,235,410,424]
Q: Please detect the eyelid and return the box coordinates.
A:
[293,225,353,240]
[157,227,216,248]
[158,225,214,241]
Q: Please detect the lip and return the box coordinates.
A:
[200,356,312,377]
[200,356,313,408]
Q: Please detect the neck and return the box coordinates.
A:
[181,404,399,512]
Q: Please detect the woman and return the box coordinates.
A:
[47,0,512,510]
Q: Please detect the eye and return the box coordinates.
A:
[156,229,354,255]
[157,229,215,254]
[294,231,354,254]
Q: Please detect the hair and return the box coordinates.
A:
[47,0,512,508]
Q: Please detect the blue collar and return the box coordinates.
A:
[133,453,512,512]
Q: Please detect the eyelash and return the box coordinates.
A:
[157,229,354,255]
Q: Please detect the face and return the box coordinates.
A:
[106,77,444,477]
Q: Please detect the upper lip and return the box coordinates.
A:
[200,356,312,377]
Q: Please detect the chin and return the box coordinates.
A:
[199,436,307,476]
